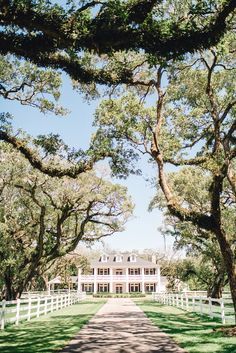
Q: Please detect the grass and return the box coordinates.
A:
[0,300,105,353]
[136,300,236,353]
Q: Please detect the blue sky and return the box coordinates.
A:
[1,73,173,253]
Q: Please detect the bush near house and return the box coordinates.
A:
[93,292,146,298]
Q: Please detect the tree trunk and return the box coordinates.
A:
[207,272,225,300]
[5,281,26,300]
[215,229,236,323]
[4,271,17,300]
[4,265,38,300]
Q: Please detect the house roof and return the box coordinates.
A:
[48,276,62,284]
[90,253,159,269]
[48,275,78,284]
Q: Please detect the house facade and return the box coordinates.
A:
[78,253,162,294]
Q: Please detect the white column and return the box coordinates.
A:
[141,268,145,293]
[156,267,161,292]
[126,268,129,292]
[77,268,82,293]
[110,268,113,293]
[94,268,97,293]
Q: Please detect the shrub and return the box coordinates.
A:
[92,292,146,298]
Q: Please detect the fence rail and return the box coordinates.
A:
[21,289,79,297]
[152,292,235,325]
[0,292,86,330]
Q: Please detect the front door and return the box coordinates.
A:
[116,284,123,293]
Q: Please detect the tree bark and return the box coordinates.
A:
[4,271,17,300]
[207,272,225,299]
[214,227,236,322]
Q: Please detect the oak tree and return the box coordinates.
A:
[0,1,235,85]
[0,143,132,300]
[92,34,236,318]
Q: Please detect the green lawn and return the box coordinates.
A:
[137,300,236,353]
[0,300,105,353]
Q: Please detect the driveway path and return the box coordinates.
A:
[60,298,186,353]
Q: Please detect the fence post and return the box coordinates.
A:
[50,296,53,312]
[44,297,48,315]
[220,298,226,325]
[186,295,189,311]
[69,293,71,306]
[209,297,213,318]
[199,296,203,315]
[176,294,179,307]
[27,297,32,321]
[0,300,6,330]
[181,294,184,310]
[56,295,59,311]
[16,298,21,325]
[192,297,195,311]
[37,297,40,318]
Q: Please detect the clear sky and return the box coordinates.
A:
[1,73,174,253]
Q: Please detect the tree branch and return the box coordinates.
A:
[0,130,94,177]
[0,0,235,82]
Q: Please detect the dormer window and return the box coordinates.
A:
[100,254,108,262]
[114,255,122,262]
[129,254,136,262]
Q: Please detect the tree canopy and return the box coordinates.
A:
[91,33,236,316]
[155,168,229,298]
[0,143,132,299]
[0,0,235,85]
[0,0,236,313]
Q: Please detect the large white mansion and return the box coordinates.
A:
[77,253,163,294]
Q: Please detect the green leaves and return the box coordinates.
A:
[0,55,67,115]
[0,0,235,87]
[0,142,133,298]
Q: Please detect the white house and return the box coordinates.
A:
[77,253,163,294]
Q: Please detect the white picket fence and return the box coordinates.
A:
[0,292,86,330]
[152,292,235,324]
[21,289,79,298]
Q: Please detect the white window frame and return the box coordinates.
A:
[101,255,108,262]
[129,254,136,262]
[115,255,122,262]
